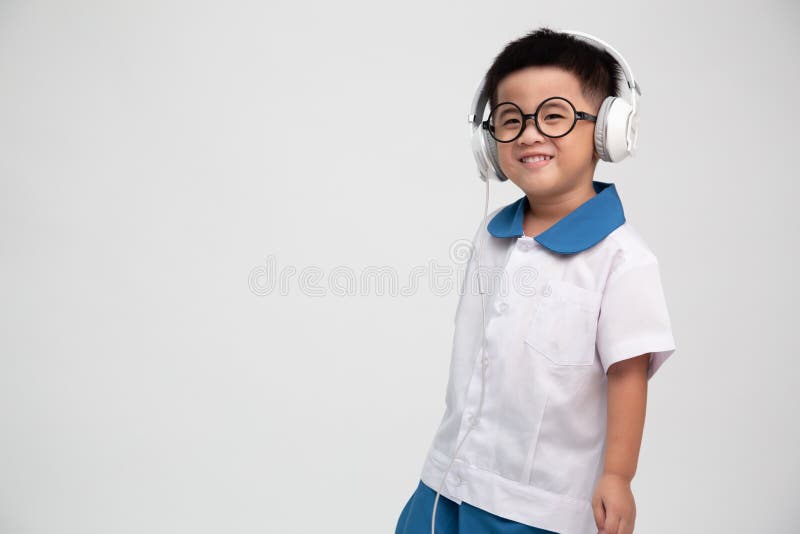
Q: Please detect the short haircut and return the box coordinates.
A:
[485,27,624,113]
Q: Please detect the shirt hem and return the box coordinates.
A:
[420,446,597,534]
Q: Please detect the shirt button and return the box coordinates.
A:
[517,240,532,251]
[495,301,509,314]
[482,356,489,367]
[542,284,552,297]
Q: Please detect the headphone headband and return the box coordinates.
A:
[561,29,641,119]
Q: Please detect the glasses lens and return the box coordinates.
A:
[488,103,523,142]
[537,98,575,137]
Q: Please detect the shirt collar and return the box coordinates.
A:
[486,180,626,255]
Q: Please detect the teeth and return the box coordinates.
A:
[522,155,552,163]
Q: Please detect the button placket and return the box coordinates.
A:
[453,341,489,453]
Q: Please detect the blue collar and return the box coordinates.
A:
[487,180,626,254]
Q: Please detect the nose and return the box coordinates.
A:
[517,116,547,144]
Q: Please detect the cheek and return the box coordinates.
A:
[496,145,516,165]
[580,129,598,156]
[558,136,596,163]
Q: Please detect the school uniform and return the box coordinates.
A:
[395,180,677,534]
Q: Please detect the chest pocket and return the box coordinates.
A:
[523,279,602,366]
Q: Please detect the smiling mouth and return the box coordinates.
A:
[519,155,554,168]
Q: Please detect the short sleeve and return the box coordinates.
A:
[596,259,677,380]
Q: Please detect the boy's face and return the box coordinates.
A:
[493,66,600,198]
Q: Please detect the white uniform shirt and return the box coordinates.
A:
[419,180,677,534]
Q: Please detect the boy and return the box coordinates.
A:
[395,28,676,534]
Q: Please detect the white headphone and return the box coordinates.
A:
[469,29,642,183]
[430,29,642,534]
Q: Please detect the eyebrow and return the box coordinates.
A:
[498,98,571,114]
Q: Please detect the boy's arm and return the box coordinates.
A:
[603,353,650,480]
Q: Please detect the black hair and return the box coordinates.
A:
[485,27,624,113]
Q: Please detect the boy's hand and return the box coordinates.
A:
[591,473,636,534]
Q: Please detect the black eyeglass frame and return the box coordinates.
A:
[481,97,597,142]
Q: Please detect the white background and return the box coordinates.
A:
[2,1,798,532]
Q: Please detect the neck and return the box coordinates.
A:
[523,180,597,237]
[526,180,596,218]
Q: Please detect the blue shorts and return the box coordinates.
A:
[395,479,559,534]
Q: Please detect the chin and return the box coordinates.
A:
[508,166,560,191]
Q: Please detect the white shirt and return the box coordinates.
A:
[419,180,677,534]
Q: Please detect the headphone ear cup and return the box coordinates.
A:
[483,129,508,182]
[595,96,634,163]
[594,96,615,162]
[471,126,491,182]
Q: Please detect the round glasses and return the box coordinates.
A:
[482,97,598,142]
